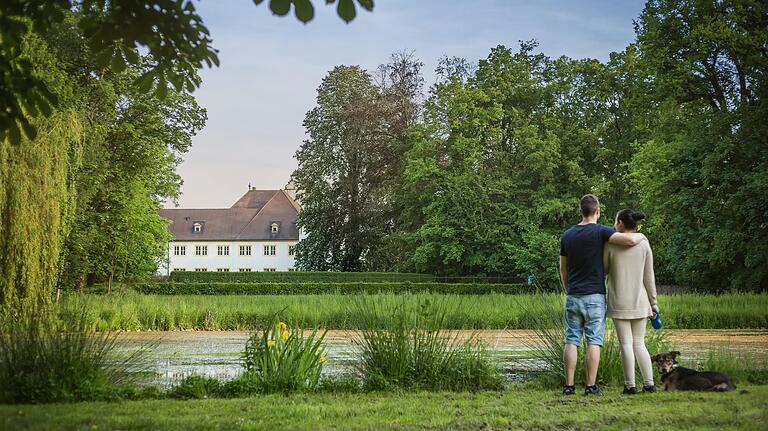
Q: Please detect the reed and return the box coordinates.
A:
[352,296,503,391]
[58,291,768,331]
[0,309,153,403]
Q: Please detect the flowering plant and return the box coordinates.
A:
[241,318,327,392]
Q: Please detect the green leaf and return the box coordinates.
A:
[136,72,155,93]
[356,0,374,12]
[294,0,315,23]
[337,0,356,22]
[270,0,291,16]
[110,49,127,73]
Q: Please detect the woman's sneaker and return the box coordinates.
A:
[585,385,604,396]
[562,385,576,395]
[642,385,657,393]
[623,386,639,395]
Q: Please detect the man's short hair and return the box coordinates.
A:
[580,194,600,217]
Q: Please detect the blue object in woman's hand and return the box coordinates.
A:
[650,311,662,330]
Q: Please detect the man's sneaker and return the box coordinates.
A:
[585,385,604,396]
[642,385,657,393]
[623,386,639,395]
[563,385,576,395]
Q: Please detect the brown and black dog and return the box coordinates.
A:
[651,351,736,391]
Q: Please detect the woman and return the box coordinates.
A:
[603,209,659,394]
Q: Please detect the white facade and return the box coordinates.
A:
[161,240,297,274]
[159,186,301,275]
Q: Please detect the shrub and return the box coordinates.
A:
[170,271,435,283]
[168,375,223,399]
[239,319,328,393]
[134,281,527,295]
[353,297,504,391]
[0,309,152,403]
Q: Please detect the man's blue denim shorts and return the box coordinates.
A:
[564,293,606,346]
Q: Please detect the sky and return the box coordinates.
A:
[168,0,647,209]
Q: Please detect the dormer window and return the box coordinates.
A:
[270,222,279,233]
[193,222,203,233]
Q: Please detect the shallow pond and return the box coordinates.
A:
[114,329,768,388]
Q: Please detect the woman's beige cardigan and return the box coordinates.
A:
[603,240,658,319]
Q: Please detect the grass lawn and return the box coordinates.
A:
[3,386,767,430]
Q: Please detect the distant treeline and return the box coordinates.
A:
[292,1,768,292]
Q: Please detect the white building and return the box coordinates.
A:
[159,185,301,274]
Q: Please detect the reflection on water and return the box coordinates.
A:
[113,330,768,388]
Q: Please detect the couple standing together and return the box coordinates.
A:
[559,194,659,395]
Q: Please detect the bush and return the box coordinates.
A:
[170,271,435,283]
[353,297,504,391]
[134,281,527,295]
[168,375,223,399]
[0,309,151,403]
[239,319,328,393]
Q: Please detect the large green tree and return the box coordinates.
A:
[629,0,768,291]
[294,54,424,271]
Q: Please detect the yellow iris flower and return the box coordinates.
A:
[319,357,327,363]
[281,330,289,341]
[278,322,287,332]
[267,340,276,348]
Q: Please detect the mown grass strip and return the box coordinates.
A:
[60,292,768,331]
[3,386,767,431]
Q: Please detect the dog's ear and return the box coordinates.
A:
[670,351,681,359]
[650,354,659,362]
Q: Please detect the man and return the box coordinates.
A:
[559,194,645,396]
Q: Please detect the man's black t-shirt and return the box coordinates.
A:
[560,223,615,295]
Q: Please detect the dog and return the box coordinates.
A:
[651,351,736,392]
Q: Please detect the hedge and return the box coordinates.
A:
[135,282,529,295]
[169,271,436,283]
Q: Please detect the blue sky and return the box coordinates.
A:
[170,0,646,208]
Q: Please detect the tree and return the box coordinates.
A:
[293,54,424,271]
[1,0,373,144]
[629,0,768,291]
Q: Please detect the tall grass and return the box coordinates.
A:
[352,297,503,391]
[0,310,153,403]
[60,291,768,330]
[516,292,672,389]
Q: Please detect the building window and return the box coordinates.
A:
[174,268,186,272]
[218,245,229,256]
[239,245,252,256]
[238,268,252,272]
[264,245,276,256]
[193,222,202,233]
[174,245,186,256]
[288,267,296,272]
[288,245,296,256]
[217,268,229,272]
[195,245,208,256]
[271,222,279,233]
[263,268,276,272]
[194,268,208,272]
